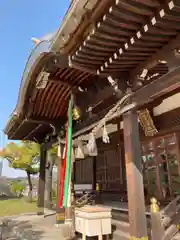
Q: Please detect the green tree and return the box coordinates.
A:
[0,141,40,202]
[11,181,25,197]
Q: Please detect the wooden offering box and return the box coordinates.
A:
[75,206,112,238]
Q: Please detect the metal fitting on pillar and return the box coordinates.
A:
[150,197,160,213]
[150,197,164,240]
[96,183,100,192]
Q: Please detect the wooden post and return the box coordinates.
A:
[92,157,97,192]
[44,151,54,209]
[56,155,65,225]
[123,110,148,239]
[92,157,96,204]
[65,148,76,239]
[150,198,164,240]
[37,145,47,215]
[117,120,126,186]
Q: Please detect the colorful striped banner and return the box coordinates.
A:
[63,95,73,208]
[58,127,68,208]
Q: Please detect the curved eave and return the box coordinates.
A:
[4,41,53,136]
[6,119,53,142]
[51,0,112,54]
[7,67,94,140]
[5,64,94,140]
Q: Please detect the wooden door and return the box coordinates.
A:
[96,145,123,193]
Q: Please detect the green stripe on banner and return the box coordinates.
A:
[63,95,73,208]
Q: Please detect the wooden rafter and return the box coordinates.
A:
[71,0,162,71]
[48,76,75,88]
[97,0,179,76]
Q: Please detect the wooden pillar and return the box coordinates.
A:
[65,157,75,239]
[117,121,126,186]
[123,110,148,239]
[92,157,97,204]
[44,151,54,209]
[37,145,47,215]
[92,157,97,191]
[56,155,65,225]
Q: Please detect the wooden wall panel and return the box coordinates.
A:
[74,157,93,184]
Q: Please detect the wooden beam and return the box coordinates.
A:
[27,118,54,125]
[9,119,27,139]
[27,116,66,126]
[46,54,69,70]
[133,66,180,108]
[77,84,115,116]
[131,33,180,82]
[70,61,98,75]
[23,124,42,140]
[123,110,148,238]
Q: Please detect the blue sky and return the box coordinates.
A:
[0,0,70,177]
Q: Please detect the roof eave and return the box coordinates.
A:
[4,113,19,136]
[4,41,52,137]
[51,0,105,54]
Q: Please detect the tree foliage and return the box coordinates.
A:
[0,141,58,203]
[0,141,40,202]
[11,181,25,197]
[0,141,40,174]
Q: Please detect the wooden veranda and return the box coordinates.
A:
[4,0,180,239]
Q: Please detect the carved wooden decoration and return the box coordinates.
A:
[138,109,158,137]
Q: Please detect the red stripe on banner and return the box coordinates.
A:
[59,125,68,208]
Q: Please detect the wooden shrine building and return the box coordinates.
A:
[4,0,180,239]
